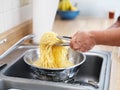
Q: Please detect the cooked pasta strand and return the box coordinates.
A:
[33,32,73,68]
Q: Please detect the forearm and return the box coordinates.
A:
[90,28,120,46]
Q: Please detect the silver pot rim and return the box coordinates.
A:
[24,48,86,71]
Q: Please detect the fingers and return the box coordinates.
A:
[70,42,93,52]
[79,45,93,52]
[70,31,96,52]
[70,36,81,50]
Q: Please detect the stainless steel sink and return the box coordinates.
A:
[0,45,112,90]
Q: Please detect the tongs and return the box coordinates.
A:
[56,36,71,46]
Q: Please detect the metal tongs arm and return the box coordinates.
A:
[56,36,71,46]
[57,36,71,40]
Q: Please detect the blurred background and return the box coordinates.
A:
[0,0,120,33]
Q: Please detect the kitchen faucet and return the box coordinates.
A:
[0,34,35,59]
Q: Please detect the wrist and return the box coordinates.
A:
[89,31,101,45]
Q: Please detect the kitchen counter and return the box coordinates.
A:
[0,16,119,90]
[53,16,120,90]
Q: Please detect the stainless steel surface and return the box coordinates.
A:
[0,34,35,59]
[64,80,99,88]
[55,42,70,46]
[23,48,86,81]
[56,36,71,46]
[7,88,22,90]
[57,36,72,40]
[0,63,7,71]
[0,45,112,90]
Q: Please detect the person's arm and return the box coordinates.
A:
[90,27,120,46]
[70,28,120,52]
[70,16,120,52]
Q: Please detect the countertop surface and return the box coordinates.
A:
[53,16,120,90]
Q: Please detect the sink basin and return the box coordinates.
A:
[0,46,111,90]
[3,54,102,83]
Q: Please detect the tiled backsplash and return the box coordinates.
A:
[0,13,4,33]
[0,0,32,33]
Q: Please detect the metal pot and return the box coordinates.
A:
[23,48,86,81]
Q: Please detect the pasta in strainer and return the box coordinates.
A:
[33,32,73,68]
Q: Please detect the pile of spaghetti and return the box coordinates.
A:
[33,32,73,69]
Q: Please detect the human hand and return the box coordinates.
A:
[70,31,96,52]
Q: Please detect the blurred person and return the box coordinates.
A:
[70,16,120,52]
